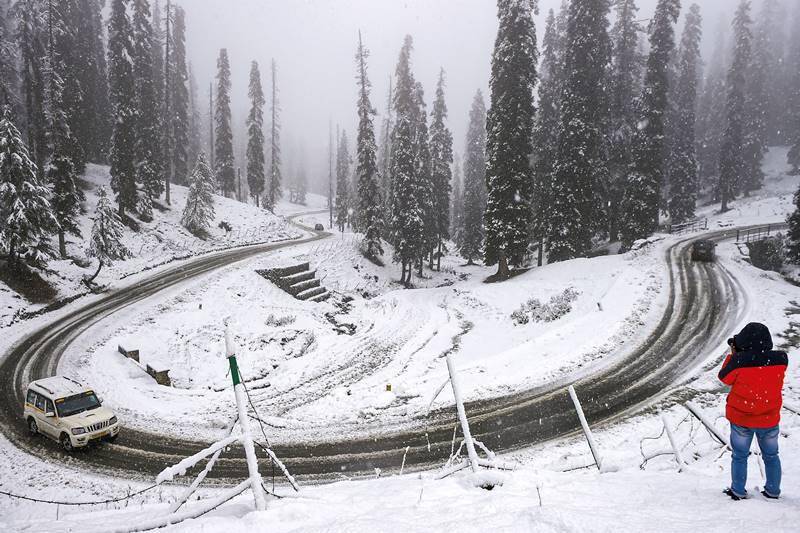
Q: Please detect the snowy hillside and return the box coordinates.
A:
[0,165,300,326]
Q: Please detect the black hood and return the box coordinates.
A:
[733,322,773,353]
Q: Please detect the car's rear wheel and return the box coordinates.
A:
[28,418,38,436]
[60,433,74,452]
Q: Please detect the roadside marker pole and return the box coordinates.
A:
[445,353,480,473]
[568,385,604,471]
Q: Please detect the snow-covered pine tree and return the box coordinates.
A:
[214,48,235,197]
[667,3,702,225]
[107,0,138,216]
[44,0,85,258]
[757,0,787,146]
[181,152,216,236]
[532,8,565,263]
[85,186,129,284]
[607,0,644,242]
[265,59,282,211]
[389,36,425,285]
[548,0,610,261]
[460,90,487,265]
[413,81,434,274]
[0,108,56,267]
[82,0,112,164]
[14,0,48,175]
[744,0,770,196]
[354,31,383,259]
[169,5,189,186]
[132,0,163,221]
[484,0,537,278]
[619,0,680,248]
[450,155,462,244]
[787,180,800,263]
[151,0,164,123]
[377,76,393,220]
[719,0,752,211]
[246,60,265,207]
[335,129,351,232]
[295,163,307,206]
[0,0,21,119]
[188,64,203,169]
[696,20,727,194]
[428,69,452,271]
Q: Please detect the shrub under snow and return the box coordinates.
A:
[512,287,580,325]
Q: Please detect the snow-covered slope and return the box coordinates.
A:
[0,164,300,326]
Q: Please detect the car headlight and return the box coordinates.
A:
[109,416,117,425]
[71,427,86,435]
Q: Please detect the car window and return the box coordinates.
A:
[34,393,46,411]
[26,390,36,405]
[45,399,55,415]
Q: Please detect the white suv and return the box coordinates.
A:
[24,376,120,451]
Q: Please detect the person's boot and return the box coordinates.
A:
[724,488,747,500]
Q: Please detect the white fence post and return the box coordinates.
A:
[445,353,480,472]
[568,385,603,471]
[660,413,686,472]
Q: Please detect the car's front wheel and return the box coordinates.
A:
[28,418,38,436]
[60,433,74,452]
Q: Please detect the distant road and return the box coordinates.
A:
[0,221,779,483]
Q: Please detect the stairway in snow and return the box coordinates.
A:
[256,262,331,302]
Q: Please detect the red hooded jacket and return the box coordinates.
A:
[718,323,788,428]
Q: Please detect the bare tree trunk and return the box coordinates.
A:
[537,237,543,267]
[495,251,510,280]
[437,240,442,271]
[58,231,66,258]
[85,261,103,286]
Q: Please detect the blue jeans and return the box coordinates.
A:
[730,423,781,497]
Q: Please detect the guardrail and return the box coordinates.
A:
[735,224,776,244]
[668,218,708,235]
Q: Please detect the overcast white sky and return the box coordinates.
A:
[180,0,791,193]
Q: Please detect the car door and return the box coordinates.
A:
[41,398,60,438]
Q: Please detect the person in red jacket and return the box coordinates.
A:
[718,322,788,500]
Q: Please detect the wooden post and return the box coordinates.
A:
[445,353,479,472]
[568,385,603,471]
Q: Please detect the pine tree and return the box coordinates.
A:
[667,4,702,225]
[214,48,235,197]
[295,163,308,206]
[132,0,163,221]
[759,0,788,146]
[696,20,727,193]
[14,0,48,175]
[719,1,752,211]
[484,0,538,278]
[107,0,138,215]
[460,90,487,265]
[181,152,215,236]
[548,0,610,261]
[354,31,383,259]
[786,8,800,174]
[607,0,644,241]
[389,36,425,285]
[744,0,770,195]
[450,155,462,244]
[44,0,85,258]
[335,130,351,232]
[377,76,393,218]
[0,108,56,267]
[265,59,282,210]
[187,64,203,169]
[0,0,20,118]
[619,0,680,248]
[428,69,453,271]
[413,81,433,275]
[246,60,266,207]
[169,5,189,186]
[787,182,800,263]
[85,186,129,284]
[532,8,565,262]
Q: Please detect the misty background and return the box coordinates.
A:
[180,0,795,197]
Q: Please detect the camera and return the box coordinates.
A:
[727,337,735,348]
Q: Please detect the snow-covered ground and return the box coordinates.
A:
[0,165,301,327]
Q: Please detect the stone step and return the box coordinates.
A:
[297,286,327,301]
[288,278,320,295]
[281,269,316,285]
[308,290,331,302]
[269,262,310,279]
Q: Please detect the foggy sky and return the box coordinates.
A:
[180,0,792,195]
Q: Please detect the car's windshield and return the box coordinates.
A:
[56,391,101,418]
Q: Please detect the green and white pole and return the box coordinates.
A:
[225,326,267,511]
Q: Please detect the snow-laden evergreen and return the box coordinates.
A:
[484,0,537,277]
[107,0,138,215]
[696,19,727,194]
[548,0,609,261]
[745,1,770,195]
[719,1,752,211]
[619,0,679,248]
[354,32,383,259]
[214,48,235,197]
[389,36,425,285]
[0,108,56,266]
[335,130,351,232]
[181,152,216,236]
[667,3,702,225]
[132,0,164,221]
[428,69,453,271]
[788,8,800,174]
[413,81,433,275]
[169,5,190,187]
[450,155,462,244]
[246,60,266,207]
[85,185,129,284]
[377,78,393,221]
[266,59,282,211]
[459,90,486,265]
